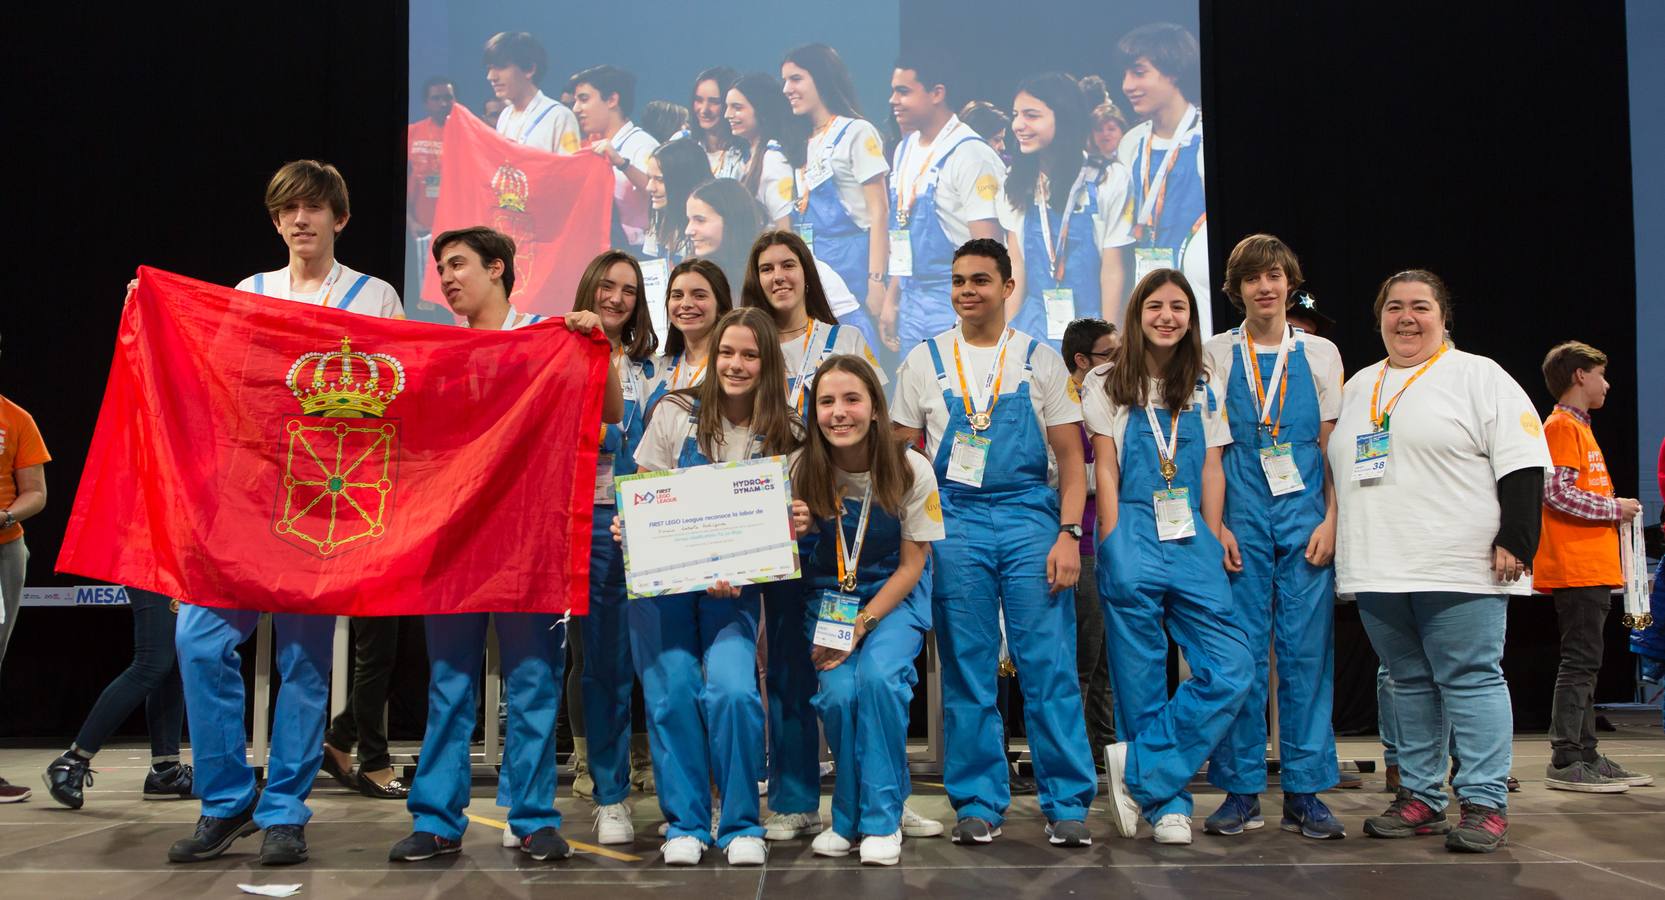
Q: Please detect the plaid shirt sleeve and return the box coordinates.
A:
[1543,465,1620,522]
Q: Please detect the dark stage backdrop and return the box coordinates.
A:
[0,1,1640,743]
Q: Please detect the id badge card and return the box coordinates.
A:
[803,163,833,192]
[620,373,638,403]
[1259,443,1305,495]
[1153,487,1197,541]
[946,431,991,488]
[423,174,441,198]
[888,229,913,277]
[795,222,815,251]
[1042,288,1074,340]
[1133,246,1175,282]
[813,590,861,651]
[1353,431,1391,481]
[594,453,616,505]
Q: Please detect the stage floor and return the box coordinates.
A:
[2,713,1662,899]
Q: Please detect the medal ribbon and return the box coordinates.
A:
[953,328,1013,427]
[895,120,962,225]
[669,351,708,392]
[834,483,875,591]
[787,321,819,414]
[1134,105,1200,239]
[794,117,839,214]
[1144,400,1182,487]
[1035,165,1091,282]
[1369,345,1446,431]
[1240,326,1292,441]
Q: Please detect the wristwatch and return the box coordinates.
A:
[857,611,881,632]
[868,272,886,284]
[1060,523,1082,540]
[1,511,14,530]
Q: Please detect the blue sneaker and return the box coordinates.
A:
[1282,792,1346,840]
[1203,793,1263,836]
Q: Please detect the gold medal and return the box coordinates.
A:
[969,411,991,431]
[1160,458,1178,483]
[840,575,857,592]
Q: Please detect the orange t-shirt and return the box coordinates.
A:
[1,394,51,545]
[1533,409,1620,589]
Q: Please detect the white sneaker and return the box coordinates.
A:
[661,835,705,865]
[1153,813,1193,845]
[501,827,519,848]
[1104,743,1141,839]
[657,820,670,837]
[763,811,823,841]
[726,835,768,866]
[594,802,634,845]
[811,829,853,857]
[900,804,943,837]
[860,830,902,866]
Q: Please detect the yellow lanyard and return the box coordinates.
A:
[1370,346,1446,431]
[952,329,1012,432]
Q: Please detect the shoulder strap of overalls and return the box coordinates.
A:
[336,274,371,310]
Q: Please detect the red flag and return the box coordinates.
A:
[59,267,607,616]
[421,104,614,317]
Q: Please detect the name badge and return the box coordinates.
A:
[1353,431,1390,481]
[888,228,913,277]
[1259,443,1305,495]
[424,174,441,199]
[620,375,638,403]
[946,431,991,487]
[1153,487,1196,541]
[1134,246,1176,282]
[1042,288,1074,340]
[640,258,670,343]
[594,453,616,505]
[795,222,815,251]
[803,163,833,192]
[813,590,861,651]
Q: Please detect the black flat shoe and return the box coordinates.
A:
[319,748,359,791]
[359,775,411,800]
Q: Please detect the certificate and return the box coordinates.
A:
[616,455,801,598]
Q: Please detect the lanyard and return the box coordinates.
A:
[1135,105,1199,229]
[510,96,557,145]
[669,352,707,391]
[787,321,820,413]
[833,482,875,592]
[292,262,343,306]
[794,117,841,213]
[895,120,962,225]
[1369,346,1446,431]
[952,328,1013,432]
[1144,400,1182,487]
[1035,166,1091,282]
[1239,326,1293,440]
[603,352,642,445]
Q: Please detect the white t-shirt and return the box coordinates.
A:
[606,121,661,245]
[653,351,710,394]
[996,157,1135,254]
[799,116,889,229]
[890,117,1004,247]
[781,321,889,409]
[758,142,795,224]
[828,450,947,543]
[236,261,403,319]
[1079,367,1232,469]
[1326,349,1550,597]
[495,91,582,155]
[1202,327,1345,423]
[816,259,860,318]
[636,396,753,470]
[710,146,746,180]
[891,326,1081,486]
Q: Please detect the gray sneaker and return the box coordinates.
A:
[1545,760,1629,793]
[1592,755,1655,787]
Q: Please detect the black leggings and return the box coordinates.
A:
[72,588,184,759]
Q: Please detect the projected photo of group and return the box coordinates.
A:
[405,0,1212,347]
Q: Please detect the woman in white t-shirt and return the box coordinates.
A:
[688,66,745,179]
[1327,269,1549,854]
[791,355,944,866]
[642,138,711,264]
[649,258,736,411]
[726,72,799,231]
[627,306,801,868]
[781,43,890,352]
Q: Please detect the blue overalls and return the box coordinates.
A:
[1013,177,1104,354]
[1128,129,1206,273]
[794,120,880,352]
[581,356,658,807]
[763,325,843,817]
[1207,331,1339,796]
[176,605,333,827]
[626,403,766,848]
[1098,384,1252,822]
[926,336,1096,825]
[804,487,933,839]
[892,134,987,351]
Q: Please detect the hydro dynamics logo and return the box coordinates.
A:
[732,476,776,495]
[634,487,676,506]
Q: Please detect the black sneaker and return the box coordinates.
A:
[260,824,309,866]
[950,816,1001,844]
[44,754,94,809]
[167,796,260,862]
[390,831,463,861]
[143,764,194,801]
[520,826,572,861]
[1444,802,1508,854]
[1046,819,1092,847]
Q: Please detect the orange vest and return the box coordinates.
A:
[1533,409,1621,589]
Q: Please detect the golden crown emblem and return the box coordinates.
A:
[286,337,405,417]
[493,164,530,212]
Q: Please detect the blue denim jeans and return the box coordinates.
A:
[1358,591,1511,811]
